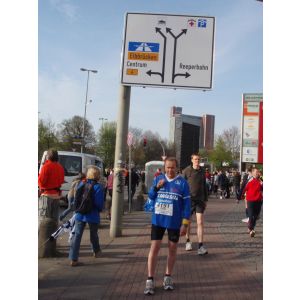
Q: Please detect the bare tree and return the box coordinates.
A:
[127,129,173,168]
[220,126,240,161]
[58,115,96,153]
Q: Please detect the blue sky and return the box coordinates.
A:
[39,0,262,140]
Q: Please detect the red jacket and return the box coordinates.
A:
[243,177,263,201]
[38,160,65,195]
[107,173,114,190]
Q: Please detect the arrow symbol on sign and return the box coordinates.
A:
[146,70,163,79]
[176,28,187,38]
[174,72,191,79]
[155,27,165,36]
[166,28,187,39]
[145,27,168,83]
[166,28,189,83]
[166,27,176,38]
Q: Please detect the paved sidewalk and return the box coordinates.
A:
[39,196,263,299]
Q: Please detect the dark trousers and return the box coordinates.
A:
[103,187,107,203]
[128,185,136,203]
[234,185,241,199]
[247,201,262,230]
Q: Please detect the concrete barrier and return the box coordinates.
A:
[38,196,60,258]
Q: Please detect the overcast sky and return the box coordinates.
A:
[38,0,262,140]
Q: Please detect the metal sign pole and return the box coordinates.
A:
[128,144,132,213]
[110,85,131,238]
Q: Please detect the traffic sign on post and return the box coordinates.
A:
[127,132,134,146]
[121,13,215,90]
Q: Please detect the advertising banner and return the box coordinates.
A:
[258,102,263,163]
[241,93,263,164]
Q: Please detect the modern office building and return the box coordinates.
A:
[202,114,215,150]
[169,107,215,169]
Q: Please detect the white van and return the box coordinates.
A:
[39,151,104,205]
[145,161,164,193]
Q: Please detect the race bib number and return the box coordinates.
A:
[155,202,173,216]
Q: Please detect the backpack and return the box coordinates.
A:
[74,182,95,214]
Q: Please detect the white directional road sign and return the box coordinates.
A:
[121,13,215,90]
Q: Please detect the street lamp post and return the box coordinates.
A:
[158,140,166,160]
[80,68,98,153]
[229,133,234,161]
[99,117,108,129]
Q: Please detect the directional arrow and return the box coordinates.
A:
[166,27,176,38]
[174,72,191,79]
[155,27,165,36]
[145,27,167,83]
[166,28,187,39]
[146,70,163,79]
[176,29,187,39]
[166,28,189,83]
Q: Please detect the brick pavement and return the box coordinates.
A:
[39,195,263,300]
[219,199,263,277]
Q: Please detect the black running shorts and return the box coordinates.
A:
[191,200,206,214]
[151,224,180,243]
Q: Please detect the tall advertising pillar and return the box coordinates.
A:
[241,93,263,170]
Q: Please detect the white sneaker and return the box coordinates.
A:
[185,241,192,251]
[220,196,223,199]
[144,279,155,295]
[163,276,174,290]
[198,245,208,255]
[242,218,249,223]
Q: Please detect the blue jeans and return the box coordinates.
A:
[68,220,100,261]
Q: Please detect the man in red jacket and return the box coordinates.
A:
[38,149,65,220]
[38,149,65,257]
[241,168,263,237]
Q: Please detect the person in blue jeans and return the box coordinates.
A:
[69,166,104,266]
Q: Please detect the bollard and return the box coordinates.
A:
[38,218,58,257]
[38,195,60,258]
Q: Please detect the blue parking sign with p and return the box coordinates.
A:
[198,19,207,28]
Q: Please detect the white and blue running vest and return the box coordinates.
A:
[148,174,191,229]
